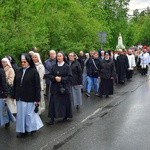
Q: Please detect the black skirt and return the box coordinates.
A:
[99,78,114,95]
[48,93,73,119]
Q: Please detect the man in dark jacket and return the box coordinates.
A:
[78,51,86,73]
[43,50,56,98]
[85,51,101,97]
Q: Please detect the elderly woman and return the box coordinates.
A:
[1,58,16,114]
[12,53,43,138]
[0,61,15,128]
[46,52,72,125]
[32,52,46,115]
[5,55,19,74]
[68,52,82,110]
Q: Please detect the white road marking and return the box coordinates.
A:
[40,107,102,150]
[81,108,102,123]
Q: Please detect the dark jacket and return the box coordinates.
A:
[43,59,56,84]
[13,67,41,102]
[0,68,7,98]
[70,60,82,85]
[78,55,86,72]
[99,59,116,79]
[86,57,101,78]
[116,54,129,81]
[12,63,19,74]
[116,54,129,73]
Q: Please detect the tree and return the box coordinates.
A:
[129,7,150,46]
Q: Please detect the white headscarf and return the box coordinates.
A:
[1,57,12,68]
[28,51,34,56]
[33,52,42,64]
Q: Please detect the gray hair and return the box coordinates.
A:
[49,50,56,54]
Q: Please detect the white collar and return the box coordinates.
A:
[57,61,65,66]
[23,66,30,71]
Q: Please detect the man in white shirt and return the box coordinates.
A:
[126,49,136,80]
[139,46,150,75]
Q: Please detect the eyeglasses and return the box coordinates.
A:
[21,61,27,64]
[1,61,7,63]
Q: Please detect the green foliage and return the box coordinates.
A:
[129,7,150,46]
[0,0,105,59]
[0,0,149,61]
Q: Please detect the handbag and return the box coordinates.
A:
[59,84,66,95]
[34,104,39,113]
[7,84,14,97]
[2,102,16,122]
[92,59,98,73]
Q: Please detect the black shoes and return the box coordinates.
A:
[5,122,10,129]
[46,119,54,125]
[118,81,125,84]
[76,105,79,110]
[85,93,90,97]
[86,93,101,97]
[16,133,27,138]
[16,131,37,138]
[62,117,68,122]
[105,95,109,98]
[31,131,37,134]
[46,118,68,124]
[98,95,103,98]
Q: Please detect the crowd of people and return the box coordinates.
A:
[0,45,150,138]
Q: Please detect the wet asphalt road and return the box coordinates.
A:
[1,71,150,150]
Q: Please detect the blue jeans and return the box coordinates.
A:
[87,76,99,93]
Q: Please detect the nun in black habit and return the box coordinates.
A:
[99,52,116,98]
[46,52,73,125]
[12,53,43,138]
[116,49,129,84]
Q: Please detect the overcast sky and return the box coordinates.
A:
[128,0,150,15]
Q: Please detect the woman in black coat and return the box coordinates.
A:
[46,52,73,125]
[68,52,82,109]
[13,53,43,138]
[99,52,116,98]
